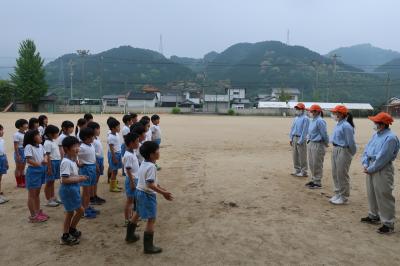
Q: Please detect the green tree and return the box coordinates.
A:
[0,80,14,108]
[10,39,47,109]
[278,89,292,102]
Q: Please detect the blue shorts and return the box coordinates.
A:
[96,157,104,176]
[108,151,122,171]
[0,155,8,174]
[125,176,138,198]
[79,164,97,186]
[154,139,161,145]
[59,184,81,212]
[26,166,45,189]
[136,190,157,219]
[14,147,26,164]
[45,160,61,182]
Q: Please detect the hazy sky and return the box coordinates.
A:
[1,0,400,60]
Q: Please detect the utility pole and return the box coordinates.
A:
[77,49,90,88]
[99,56,104,99]
[158,34,164,56]
[385,73,391,112]
[328,53,340,102]
[69,59,74,100]
[312,61,319,101]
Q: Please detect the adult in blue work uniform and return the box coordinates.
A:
[289,103,309,177]
[361,112,399,234]
[329,105,356,205]
[305,104,329,189]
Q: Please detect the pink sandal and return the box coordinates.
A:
[29,213,48,223]
[38,209,49,219]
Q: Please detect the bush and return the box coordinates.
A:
[171,107,181,114]
[227,108,235,115]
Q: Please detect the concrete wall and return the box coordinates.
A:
[126,99,156,108]
[204,102,230,112]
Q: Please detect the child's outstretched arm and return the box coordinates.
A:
[147,182,173,201]
[61,175,87,184]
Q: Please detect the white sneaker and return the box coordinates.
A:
[291,172,300,176]
[296,172,308,177]
[0,196,9,204]
[46,199,60,207]
[329,194,340,203]
[331,196,348,205]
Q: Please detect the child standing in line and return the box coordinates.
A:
[134,141,173,254]
[130,123,147,165]
[150,115,162,145]
[107,118,123,192]
[14,119,28,188]
[140,116,152,142]
[78,127,99,219]
[87,122,106,205]
[58,121,75,159]
[43,125,62,207]
[28,117,40,131]
[75,118,87,142]
[121,114,134,176]
[59,136,87,245]
[0,124,9,204]
[84,113,94,123]
[123,132,140,227]
[130,113,138,124]
[38,115,48,137]
[106,116,117,182]
[24,129,48,223]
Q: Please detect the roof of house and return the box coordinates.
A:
[232,98,251,104]
[102,95,126,99]
[127,92,157,100]
[272,88,300,94]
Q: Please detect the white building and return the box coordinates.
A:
[271,88,300,102]
[126,92,158,108]
[226,88,246,100]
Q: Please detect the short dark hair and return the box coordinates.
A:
[61,120,74,130]
[130,113,138,120]
[139,118,150,127]
[28,117,39,130]
[0,124,3,130]
[151,114,160,122]
[139,141,159,161]
[23,129,40,147]
[44,125,59,139]
[130,122,146,135]
[141,116,150,122]
[107,116,116,126]
[79,127,95,141]
[62,136,80,149]
[124,132,139,146]
[15,119,28,129]
[38,115,48,127]
[86,121,100,130]
[108,118,120,130]
[123,114,132,124]
[84,113,93,121]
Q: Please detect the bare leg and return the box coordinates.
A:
[63,211,74,233]
[81,186,91,209]
[71,207,84,229]
[125,197,133,220]
[146,219,156,233]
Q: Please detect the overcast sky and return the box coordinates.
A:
[1,0,400,60]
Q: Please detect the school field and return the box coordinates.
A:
[1,113,400,265]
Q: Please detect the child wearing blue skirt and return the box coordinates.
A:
[131,141,173,254]
[0,124,9,204]
[59,136,87,246]
[107,118,123,192]
[122,132,140,227]
[13,119,28,188]
[24,130,48,223]
[43,125,61,207]
[78,127,99,219]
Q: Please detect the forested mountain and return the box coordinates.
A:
[170,51,219,73]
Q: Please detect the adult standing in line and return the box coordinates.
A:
[289,103,309,177]
[329,105,356,205]
[361,112,399,234]
[305,104,329,189]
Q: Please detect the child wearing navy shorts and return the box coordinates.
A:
[78,127,99,219]
[13,119,28,188]
[107,118,123,192]
[87,122,106,205]
[59,136,87,245]
[134,141,173,254]
[0,124,9,204]
[58,120,75,159]
[123,132,140,227]
[24,130,48,223]
[43,125,62,207]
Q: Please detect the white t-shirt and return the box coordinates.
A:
[24,144,45,166]
[122,125,130,136]
[76,130,81,142]
[38,126,45,137]
[123,150,139,178]
[60,157,79,181]
[13,131,25,148]
[0,138,5,156]
[136,161,158,194]
[57,133,69,147]
[145,129,152,141]
[107,133,121,153]
[78,143,96,164]
[44,139,61,160]
[136,143,144,164]
[151,125,162,140]
[93,137,103,158]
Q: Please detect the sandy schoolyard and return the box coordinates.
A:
[0,113,399,265]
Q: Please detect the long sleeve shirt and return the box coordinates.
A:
[289,114,309,144]
[361,128,399,174]
[307,116,329,144]
[330,119,357,156]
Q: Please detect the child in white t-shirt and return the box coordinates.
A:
[58,120,75,158]
[0,124,9,204]
[107,118,122,192]
[150,114,162,145]
[13,119,28,188]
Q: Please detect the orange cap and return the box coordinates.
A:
[368,112,394,125]
[307,104,322,112]
[331,105,348,115]
[294,103,305,110]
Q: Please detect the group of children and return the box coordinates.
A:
[0,112,172,254]
[290,103,399,234]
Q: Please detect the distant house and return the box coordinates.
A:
[126,92,158,108]
[384,97,400,117]
[203,94,230,112]
[271,88,300,102]
[231,98,251,109]
[227,88,246,99]
[102,95,127,107]
[179,99,201,109]
[160,94,184,107]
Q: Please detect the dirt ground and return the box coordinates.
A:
[0,113,399,266]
